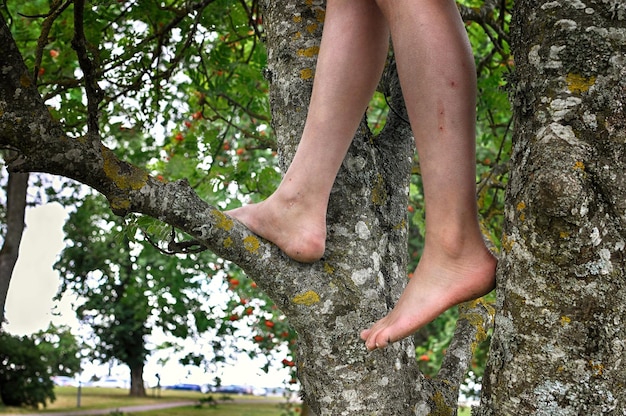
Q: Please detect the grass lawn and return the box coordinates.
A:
[131,402,293,416]
[0,386,473,415]
[0,386,291,415]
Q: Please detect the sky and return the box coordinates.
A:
[4,203,291,389]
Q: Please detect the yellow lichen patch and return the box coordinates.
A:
[292,290,321,306]
[573,161,585,171]
[566,73,596,94]
[212,209,234,231]
[430,391,453,416]
[323,262,334,274]
[502,234,515,252]
[293,31,302,40]
[243,235,260,253]
[371,174,388,206]
[560,315,571,326]
[297,46,320,58]
[20,72,32,88]
[109,196,131,212]
[300,68,314,80]
[314,8,326,22]
[459,299,491,353]
[560,231,571,239]
[306,23,318,33]
[101,147,148,191]
[223,236,233,248]
[393,218,406,230]
[293,15,302,23]
[589,360,604,377]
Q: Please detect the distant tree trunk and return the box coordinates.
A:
[129,363,146,397]
[0,171,28,328]
[478,0,626,414]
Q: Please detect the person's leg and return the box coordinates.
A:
[360,0,497,350]
[228,0,389,263]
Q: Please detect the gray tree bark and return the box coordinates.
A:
[478,0,626,414]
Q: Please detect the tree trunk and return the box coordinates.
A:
[0,171,29,328]
[478,0,626,414]
[129,363,146,397]
[260,2,492,414]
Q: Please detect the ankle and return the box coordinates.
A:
[425,223,491,260]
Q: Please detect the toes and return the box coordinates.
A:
[363,328,391,351]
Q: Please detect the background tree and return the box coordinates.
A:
[32,324,82,379]
[0,324,81,408]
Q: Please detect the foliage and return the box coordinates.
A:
[31,324,83,378]
[0,325,80,408]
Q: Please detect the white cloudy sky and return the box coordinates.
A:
[5,203,290,388]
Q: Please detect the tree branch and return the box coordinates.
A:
[33,0,72,83]
[435,298,495,407]
[71,0,103,135]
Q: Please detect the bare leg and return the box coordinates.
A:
[228,1,390,262]
[360,0,497,350]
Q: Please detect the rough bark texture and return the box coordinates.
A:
[0,171,28,327]
[478,0,626,414]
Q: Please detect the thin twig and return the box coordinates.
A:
[71,0,104,135]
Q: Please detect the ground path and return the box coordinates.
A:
[3,401,196,416]
[3,397,294,416]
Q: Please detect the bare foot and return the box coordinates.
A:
[226,192,327,263]
[360,241,496,350]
